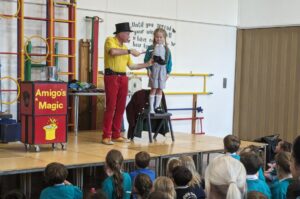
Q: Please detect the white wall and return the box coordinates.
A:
[0,0,239,138]
[239,0,300,28]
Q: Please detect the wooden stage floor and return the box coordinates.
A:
[0,131,265,175]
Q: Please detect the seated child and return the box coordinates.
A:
[133,173,153,199]
[130,151,155,183]
[166,157,181,178]
[265,140,292,181]
[40,162,83,199]
[223,134,241,160]
[240,152,271,199]
[179,156,203,188]
[172,166,205,199]
[269,152,292,199]
[153,176,176,199]
[102,149,131,199]
[241,145,266,182]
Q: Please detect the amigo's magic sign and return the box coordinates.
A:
[33,84,67,115]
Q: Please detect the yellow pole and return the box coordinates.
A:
[203,76,207,93]
[20,0,24,80]
[165,92,212,95]
[130,71,212,77]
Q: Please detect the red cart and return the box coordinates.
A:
[20,81,68,152]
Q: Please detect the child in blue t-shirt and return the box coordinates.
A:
[130,151,155,182]
[102,149,131,199]
[40,162,82,199]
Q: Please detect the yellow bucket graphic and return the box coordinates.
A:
[43,124,58,140]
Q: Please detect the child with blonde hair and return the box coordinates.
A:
[153,176,176,199]
[179,156,202,188]
[205,155,247,199]
[144,28,172,114]
[166,157,181,178]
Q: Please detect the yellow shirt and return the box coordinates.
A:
[104,36,133,73]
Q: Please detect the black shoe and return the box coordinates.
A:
[155,107,165,114]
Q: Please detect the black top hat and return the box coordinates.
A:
[113,22,133,34]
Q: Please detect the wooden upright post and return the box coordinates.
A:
[192,94,197,134]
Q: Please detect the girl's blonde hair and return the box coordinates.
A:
[153,176,176,199]
[205,155,247,199]
[166,157,181,178]
[179,156,201,187]
[153,28,168,46]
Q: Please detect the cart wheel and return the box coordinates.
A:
[52,143,57,150]
[61,143,67,150]
[34,145,40,152]
[24,144,30,151]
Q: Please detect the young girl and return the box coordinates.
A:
[179,156,203,188]
[102,149,132,199]
[205,155,247,199]
[40,162,83,199]
[133,173,153,199]
[166,157,181,178]
[144,28,172,114]
[153,176,176,199]
[269,152,292,199]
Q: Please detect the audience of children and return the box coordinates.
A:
[133,173,153,199]
[171,166,205,199]
[153,176,176,199]
[102,149,132,199]
[205,155,247,199]
[287,135,300,198]
[40,162,83,199]
[269,151,292,199]
[240,152,271,199]
[130,151,155,183]
[8,134,300,199]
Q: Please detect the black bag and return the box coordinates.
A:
[254,134,281,165]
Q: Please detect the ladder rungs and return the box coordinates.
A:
[58,72,75,75]
[53,37,75,41]
[55,1,75,6]
[53,54,75,58]
[54,19,75,23]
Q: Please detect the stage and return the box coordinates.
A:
[0,131,266,198]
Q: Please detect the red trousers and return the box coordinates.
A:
[102,75,128,139]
